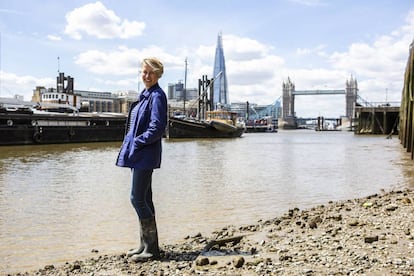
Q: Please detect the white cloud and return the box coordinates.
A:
[0,71,55,100]
[74,46,140,75]
[325,11,414,105]
[393,9,414,39]
[74,45,183,76]
[227,56,284,85]
[92,77,137,90]
[64,1,145,40]
[210,35,285,104]
[0,8,22,15]
[289,0,327,6]
[296,48,311,55]
[47,34,61,41]
[223,35,273,60]
[296,45,326,56]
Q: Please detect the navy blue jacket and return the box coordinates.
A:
[116,83,167,169]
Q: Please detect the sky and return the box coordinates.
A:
[0,0,413,117]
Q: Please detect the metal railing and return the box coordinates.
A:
[356,95,400,108]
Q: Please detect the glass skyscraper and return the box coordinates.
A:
[213,32,229,108]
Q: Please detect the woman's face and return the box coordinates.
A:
[141,64,160,89]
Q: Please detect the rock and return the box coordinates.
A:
[363,201,373,208]
[309,221,317,229]
[233,256,245,268]
[279,255,293,261]
[43,264,55,270]
[331,214,342,221]
[349,220,359,226]
[364,236,379,243]
[70,263,81,271]
[195,257,209,266]
[385,204,398,211]
[193,232,202,238]
[309,216,322,229]
[247,258,264,266]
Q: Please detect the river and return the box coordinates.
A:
[0,130,413,274]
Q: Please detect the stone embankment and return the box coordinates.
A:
[9,189,414,275]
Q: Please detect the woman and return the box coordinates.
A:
[116,57,167,261]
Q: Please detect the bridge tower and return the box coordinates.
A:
[281,77,297,128]
[345,76,358,120]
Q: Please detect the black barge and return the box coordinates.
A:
[0,107,126,146]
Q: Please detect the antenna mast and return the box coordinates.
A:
[184,57,187,115]
[0,32,2,96]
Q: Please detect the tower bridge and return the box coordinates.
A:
[280,77,358,129]
[293,89,346,95]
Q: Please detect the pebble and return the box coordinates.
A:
[232,256,244,268]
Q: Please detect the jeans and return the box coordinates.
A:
[130,168,155,219]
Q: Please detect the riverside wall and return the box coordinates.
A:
[399,39,414,160]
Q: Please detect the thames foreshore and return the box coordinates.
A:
[8,188,414,276]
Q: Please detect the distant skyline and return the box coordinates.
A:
[0,0,413,117]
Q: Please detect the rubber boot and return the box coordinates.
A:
[130,217,160,262]
[126,224,144,257]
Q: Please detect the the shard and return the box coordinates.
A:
[212,32,229,108]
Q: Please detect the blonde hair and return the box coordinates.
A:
[141,57,164,78]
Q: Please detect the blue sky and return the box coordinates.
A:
[0,0,413,117]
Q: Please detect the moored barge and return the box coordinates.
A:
[0,107,126,146]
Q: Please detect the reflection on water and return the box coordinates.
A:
[1,130,413,273]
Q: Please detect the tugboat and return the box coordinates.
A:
[167,74,244,139]
[168,109,244,138]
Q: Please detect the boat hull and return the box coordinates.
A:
[245,126,277,133]
[209,120,238,133]
[0,110,126,146]
[167,118,244,138]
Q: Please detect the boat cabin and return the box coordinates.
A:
[206,110,239,126]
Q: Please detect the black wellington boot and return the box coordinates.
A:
[130,217,160,262]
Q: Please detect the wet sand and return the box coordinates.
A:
[8,188,414,275]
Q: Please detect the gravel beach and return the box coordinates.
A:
[8,188,414,276]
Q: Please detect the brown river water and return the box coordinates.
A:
[1,130,413,274]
